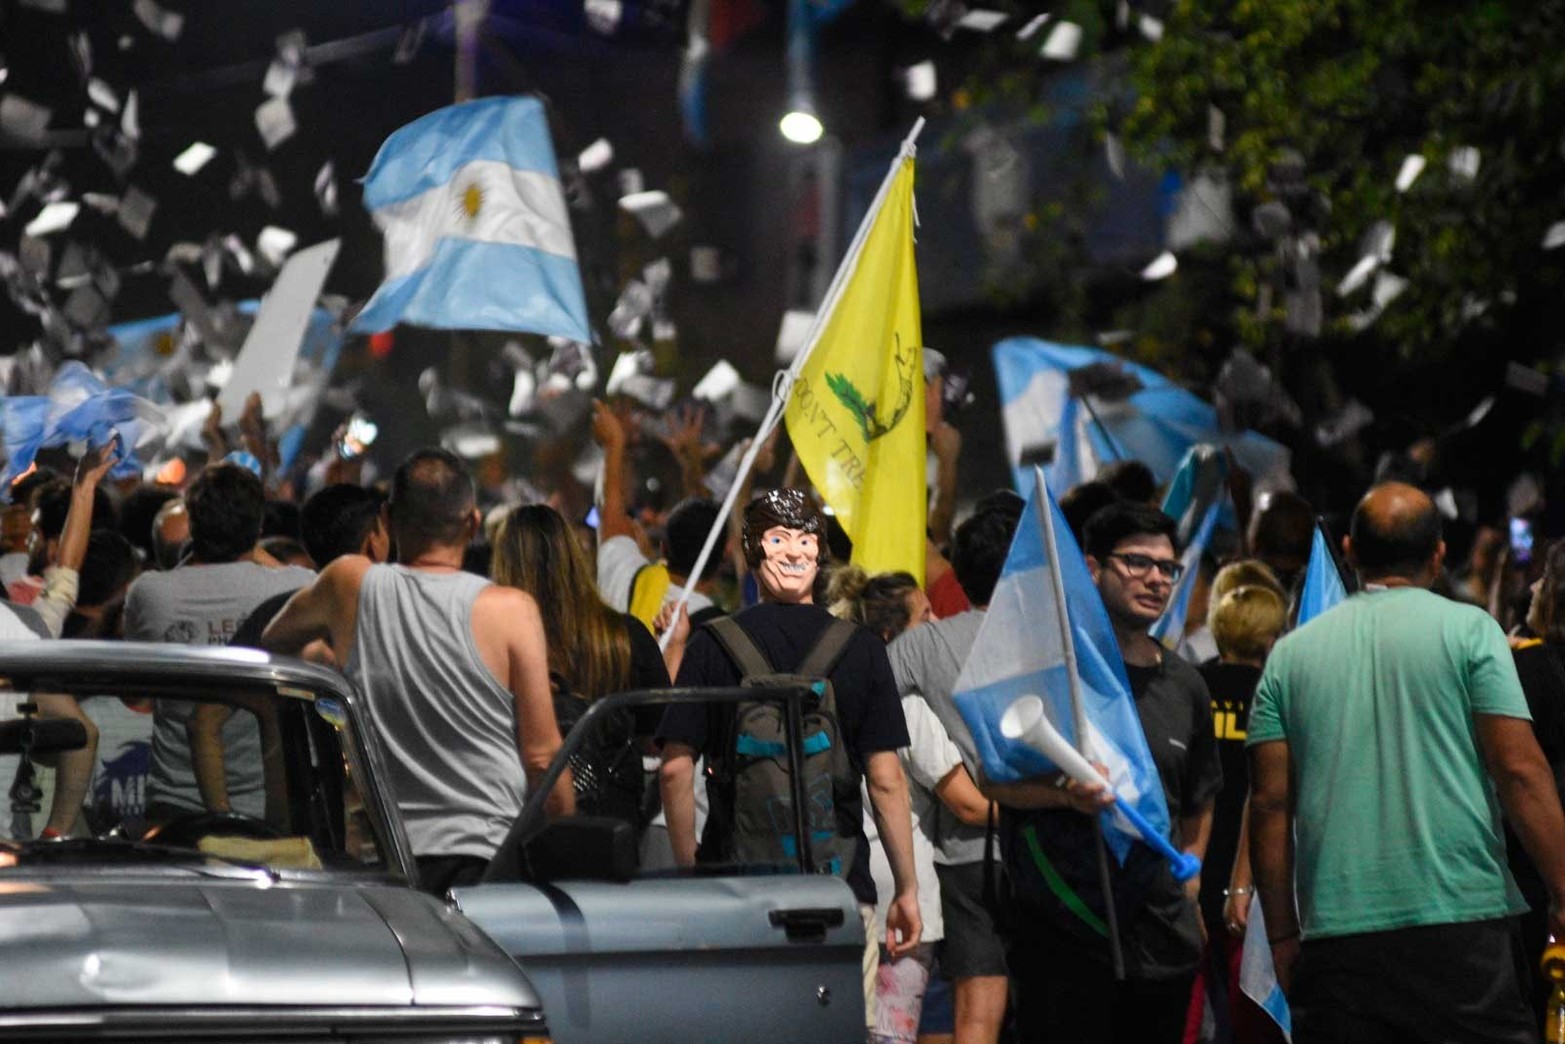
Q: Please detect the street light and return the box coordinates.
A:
[780,0,821,145]
[780,103,823,145]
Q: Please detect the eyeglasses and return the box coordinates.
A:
[1105,551,1184,582]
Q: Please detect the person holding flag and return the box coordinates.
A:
[1248,482,1565,1043]
[954,482,1220,1042]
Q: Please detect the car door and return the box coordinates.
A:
[454,873,864,1044]
[449,685,868,1044]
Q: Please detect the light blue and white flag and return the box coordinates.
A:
[352,96,591,342]
[992,337,1291,496]
[1240,901,1293,1040]
[1295,525,1347,624]
[1238,525,1344,1040]
[103,302,345,473]
[1150,443,1229,647]
[1149,498,1220,648]
[1,362,165,491]
[952,472,1170,862]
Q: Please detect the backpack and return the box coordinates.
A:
[703,615,859,877]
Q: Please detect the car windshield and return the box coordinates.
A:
[0,683,389,878]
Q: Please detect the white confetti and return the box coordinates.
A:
[132,0,184,41]
[1015,12,1051,39]
[1394,154,1426,192]
[577,138,614,173]
[86,78,120,113]
[585,0,623,33]
[117,185,157,240]
[618,190,682,239]
[956,9,1008,32]
[904,61,937,101]
[1336,254,1378,297]
[173,142,217,175]
[1139,250,1177,281]
[120,89,139,140]
[1542,222,1565,251]
[1448,146,1480,182]
[1041,21,1082,61]
[1138,14,1164,41]
[254,96,296,152]
[24,201,80,237]
[257,225,298,267]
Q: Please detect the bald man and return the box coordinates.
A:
[1248,482,1565,1043]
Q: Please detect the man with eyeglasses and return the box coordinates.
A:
[995,499,1221,1043]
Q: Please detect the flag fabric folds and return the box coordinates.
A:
[1238,526,1345,1040]
[1,362,165,491]
[352,96,591,343]
[992,337,1291,496]
[951,473,1169,862]
[1295,526,1348,623]
[1241,903,1294,1041]
[783,153,926,582]
[1149,499,1220,647]
[1150,443,1229,646]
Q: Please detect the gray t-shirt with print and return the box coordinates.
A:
[127,562,315,819]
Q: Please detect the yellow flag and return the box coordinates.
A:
[785,156,925,585]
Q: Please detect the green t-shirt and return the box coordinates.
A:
[1248,587,1529,939]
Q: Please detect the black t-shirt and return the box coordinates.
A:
[1016,652,1222,980]
[657,601,910,905]
[622,614,672,735]
[1121,655,1222,977]
[1196,660,1261,932]
[230,588,303,650]
[1507,643,1565,917]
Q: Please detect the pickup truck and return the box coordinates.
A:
[0,642,866,1042]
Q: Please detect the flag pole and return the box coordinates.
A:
[657,118,925,651]
[1033,465,1125,979]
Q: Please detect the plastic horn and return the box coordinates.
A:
[1000,695,1201,882]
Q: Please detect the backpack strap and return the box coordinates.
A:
[796,618,858,679]
[707,616,776,680]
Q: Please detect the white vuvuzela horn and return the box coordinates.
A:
[1000,695,1201,882]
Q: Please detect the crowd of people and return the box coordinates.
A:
[0,376,1562,1044]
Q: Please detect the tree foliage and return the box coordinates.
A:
[1121,0,1565,360]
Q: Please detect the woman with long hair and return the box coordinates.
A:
[492,504,670,826]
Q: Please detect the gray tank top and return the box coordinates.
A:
[345,565,523,859]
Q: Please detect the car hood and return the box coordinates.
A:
[0,877,539,1011]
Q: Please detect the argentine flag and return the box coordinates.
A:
[353,96,591,343]
[952,472,1171,862]
[1239,526,1345,1040]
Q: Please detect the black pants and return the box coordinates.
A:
[1292,917,1536,1044]
[416,854,488,896]
[1008,933,1194,1043]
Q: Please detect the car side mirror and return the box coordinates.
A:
[0,717,88,756]
[483,817,638,885]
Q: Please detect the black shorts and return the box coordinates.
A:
[935,861,1008,979]
[1292,916,1534,1044]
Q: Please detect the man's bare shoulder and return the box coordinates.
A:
[319,554,375,586]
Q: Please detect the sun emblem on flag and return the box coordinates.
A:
[459,181,485,223]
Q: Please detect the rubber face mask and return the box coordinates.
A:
[743,489,827,603]
[756,525,821,603]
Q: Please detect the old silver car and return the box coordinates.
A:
[0,642,866,1043]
